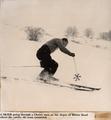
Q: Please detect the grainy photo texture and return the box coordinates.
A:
[0,0,111,111]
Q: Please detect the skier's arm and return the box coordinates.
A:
[57,40,75,57]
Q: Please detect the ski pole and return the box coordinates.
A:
[73,57,78,74]
[73,57,81,81]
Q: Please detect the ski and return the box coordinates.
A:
[37,79,71,89]
[74,87,94,91]
[36,79,101,91]
[70,84,101,91]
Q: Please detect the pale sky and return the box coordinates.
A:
[0,0,111,35]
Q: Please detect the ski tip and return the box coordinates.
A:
[69,83,101,91]
[74,88,93,91]
[95,88,101,90]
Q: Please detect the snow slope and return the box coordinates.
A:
[0,0,111,112]
[1,31,111,111]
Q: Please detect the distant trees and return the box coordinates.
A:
[25,26,45,41]
[108,30,111,40]
[99,32,108,40]
[99,30,111,41]
[24,25,111,42]
[84,28,94,39]
[65,26,78,38]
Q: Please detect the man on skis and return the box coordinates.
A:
[36,38,75,80]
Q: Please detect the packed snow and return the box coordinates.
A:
[0,0,111,112]
[1,30,111,111]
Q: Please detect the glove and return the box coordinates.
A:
[70,53,75,57]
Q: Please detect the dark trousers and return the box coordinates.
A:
[36,45,58,75]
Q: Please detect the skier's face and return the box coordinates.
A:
[63,40,68,47]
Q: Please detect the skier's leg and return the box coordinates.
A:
[39,59,58,77]
[39,69,49,80]
[38,60,50,79]
[45,59,59,81]
[36,45,51,79]
[39,59,58,80]
[49,59,58,75]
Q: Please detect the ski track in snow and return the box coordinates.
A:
[1,36,111,111]
[0,2,111,110]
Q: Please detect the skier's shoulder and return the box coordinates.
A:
[50,38,61,43]
[52,38,63,45]
[46,38,61,45]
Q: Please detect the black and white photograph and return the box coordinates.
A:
[0,0,111,111]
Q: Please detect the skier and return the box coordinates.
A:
[36,38,75,80]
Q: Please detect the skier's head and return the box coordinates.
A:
[62,38,68,47]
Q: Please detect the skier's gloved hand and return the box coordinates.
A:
[70,53,75,57]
